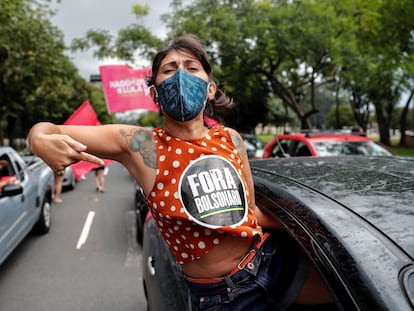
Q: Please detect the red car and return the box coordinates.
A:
[262,132,395,158]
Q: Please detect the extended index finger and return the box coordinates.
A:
[79,152,105,166]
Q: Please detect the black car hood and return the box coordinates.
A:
[250,156,414,260]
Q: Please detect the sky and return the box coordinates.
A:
[50,0,172,80]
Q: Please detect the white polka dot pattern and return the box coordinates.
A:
[146,126,262,264]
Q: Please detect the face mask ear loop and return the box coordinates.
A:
[199,82,210,119]
[205,82,212,105]
[150,86,158,102]
[151,86,163,116]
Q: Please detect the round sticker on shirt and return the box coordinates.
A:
[178,155,248,229]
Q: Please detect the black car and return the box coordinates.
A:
[141,156,414,310]
[134,184,148,244]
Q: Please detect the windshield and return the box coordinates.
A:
[313,141,393,156]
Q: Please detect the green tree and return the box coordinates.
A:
[337,0,414,145]
[72,0,334,130]
[163,0,342,130]
[326,105,354,129]
[0,0,109,146]
[265,97,298,130]
[69,0,414,141]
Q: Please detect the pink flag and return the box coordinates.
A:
[64,101,112,180]
[69,161,113,181]
[99,65,158,113]
[64,101,100,126]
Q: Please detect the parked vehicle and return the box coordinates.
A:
[141,155,414,310]
[134,184,147,244]
[62,166,76,190]
[25,154,75,191]
[262,132,395,158]
[0,146,54,266]
[240,133,265,159]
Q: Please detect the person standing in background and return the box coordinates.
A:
[53,170,64,203]
[92,165,105,193]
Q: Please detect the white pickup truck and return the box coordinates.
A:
[0,146,54,266]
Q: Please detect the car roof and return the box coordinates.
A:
[250,156,414,259]
[278,132,373,142]
[0,146,14,153]
[240,132,255,137]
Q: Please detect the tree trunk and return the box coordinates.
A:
[335,83,340,129]
[398,90,413,147]
[375,108,391,146]
[300,117,312,130]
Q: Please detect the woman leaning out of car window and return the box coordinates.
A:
[28,35,333,310]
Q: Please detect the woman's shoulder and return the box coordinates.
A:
[216,127,245,156]
[220,127,242,144]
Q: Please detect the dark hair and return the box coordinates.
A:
[147,35,234,118]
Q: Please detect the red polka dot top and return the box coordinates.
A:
[146,126,263,264]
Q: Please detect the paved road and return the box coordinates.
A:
[0,162,147,311]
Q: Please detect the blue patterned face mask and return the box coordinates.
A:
[155,69,209,122]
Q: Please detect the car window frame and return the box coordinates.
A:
[270,138,291,157]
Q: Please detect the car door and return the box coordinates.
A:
[0,155,26,263]
[142,216,190,310]
[12,155,39,230]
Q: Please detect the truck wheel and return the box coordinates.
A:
[33,200,51,234]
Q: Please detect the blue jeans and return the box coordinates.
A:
[185,234,298,311]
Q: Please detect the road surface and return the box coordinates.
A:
[0,162,147,311]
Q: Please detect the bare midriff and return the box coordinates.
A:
[181,234,254,279]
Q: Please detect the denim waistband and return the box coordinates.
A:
[184,232,270,285]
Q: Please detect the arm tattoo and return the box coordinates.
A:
[120,128,157,169]
[230,132,247,159]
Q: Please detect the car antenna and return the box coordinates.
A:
[276,139,290,158]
